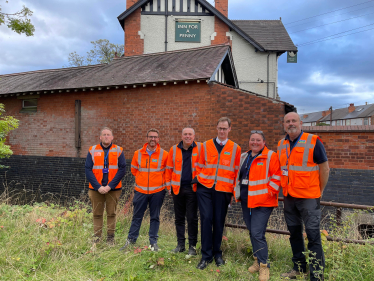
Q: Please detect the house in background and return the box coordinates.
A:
[119,0,297,99]
[301,103,374,126]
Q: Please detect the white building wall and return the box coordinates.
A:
[141,15,215,54]
[231,30,278,98]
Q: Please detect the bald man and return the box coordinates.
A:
[277,112,329,281]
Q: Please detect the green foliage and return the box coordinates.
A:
[316,122,330,126]
[0,103,19,168]
[67,39,124,67]
[0,2,35,36]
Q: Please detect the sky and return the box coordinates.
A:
[0,0,373,113]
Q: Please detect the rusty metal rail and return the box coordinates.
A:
[226,199,374,245]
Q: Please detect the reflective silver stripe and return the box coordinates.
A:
[302,134,314,167]
[199,173,215,180]
[216,176,234,184]
[192,168,196,172]
[138,167,165,172]
[277,138,287,161]
[172,145,177,169]
[157,149,164,170]
[166,165,173,169]
[131,165,138,169]
[171,180,180,186]
[109,165,118,169]
[205,164,216,168]
[289,165,319,172]
[248,188,268,196]
[203,141,208,166]
[173,170,182,175]
[281,165,287,170]
[230,143,238,170]
[137,149,142,169]
[235,165,239,170]
[135,184,167,191]
[93,165,104,169]
[265,151,273,184]
[196,163,205,168]
[269,181,280,191]
[218,165,235,172]
[248,179,268,186]
[271,175,281,180]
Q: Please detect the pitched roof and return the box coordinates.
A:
[231,20,297,52]
[0,45,236,95]
[300,111,324,123]
[318,104,374,122]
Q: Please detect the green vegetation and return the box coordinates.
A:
[0,3,35,36]
[0,103,19,168]
[0,195,373,280]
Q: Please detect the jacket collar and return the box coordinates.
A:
[245,146,269,159]
[140,142,160,154]
[177,141,196,150]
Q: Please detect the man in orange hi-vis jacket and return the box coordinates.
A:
[119,128,168,252]
[195,117,241,270]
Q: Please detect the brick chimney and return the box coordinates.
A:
[348,103,355,113]
[124,0,144,56]
[215,0,228,17]
[321,110,330,117]
[303,114,308,119]
[127,0,138,9]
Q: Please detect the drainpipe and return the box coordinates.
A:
[165,0,168,52]
[267,52,270,97]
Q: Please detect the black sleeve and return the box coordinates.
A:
[85,151,101,190]
[313,139,328,164]
[108,151,127,189]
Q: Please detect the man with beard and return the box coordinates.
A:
[85,127,126,244]
[120,128,168,252]
[277,112,330,281]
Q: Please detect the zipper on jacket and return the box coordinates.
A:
[146,158,149,194]
[214,144,222,186]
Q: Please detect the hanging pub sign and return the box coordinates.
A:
[287,51,297,63]
[175,20,201,43]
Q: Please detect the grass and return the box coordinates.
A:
[0,191,374,280]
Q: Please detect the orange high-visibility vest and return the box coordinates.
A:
[196,139,241,193]
[131,143,168,194]
[234,146,281,208]
[277,132,321,199]
[165,142,202,194]
[88,144,123,190]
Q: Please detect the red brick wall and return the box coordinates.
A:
[127,0,138,9]
[3,82,286,159]
[304,126,374,170]
[124,8,143,56]
[211,17,231,46]
[215,0,228,17]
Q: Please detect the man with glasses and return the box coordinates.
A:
[194,117,241,269]
[120,128,168,252]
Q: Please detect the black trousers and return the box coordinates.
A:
[284,195,325,281]
[196,182,231,261]
[172,185,198,247]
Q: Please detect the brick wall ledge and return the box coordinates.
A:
[303,125,374,133]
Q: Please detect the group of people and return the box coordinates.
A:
[85,113,330,281]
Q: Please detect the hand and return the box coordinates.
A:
[98,186,107,194]
[168,189,172,197]
[104,185,111,193]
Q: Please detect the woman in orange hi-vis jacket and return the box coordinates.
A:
[234,130,281,281]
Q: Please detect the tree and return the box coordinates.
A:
[0,2,35,36]
[0,104,19,168]
[67,39,124,67]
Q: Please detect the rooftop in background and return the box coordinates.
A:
[320,103,374,122]
[0,45,236,95]
[231,20,298,52]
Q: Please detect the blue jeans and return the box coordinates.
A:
[240,186,273,267]
[127,190,166,244]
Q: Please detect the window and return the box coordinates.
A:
[364,118,369,125]
[18,95,39,113]
[346,119,351,125]
[23,99,38,109]
[337,120,341,126]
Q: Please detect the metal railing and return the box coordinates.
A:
[226,198,374,245]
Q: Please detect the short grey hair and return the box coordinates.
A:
[100,127,113,135]
[182,127,195,135]
[147,128,160,137]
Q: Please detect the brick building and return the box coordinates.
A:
[0,45,294,199]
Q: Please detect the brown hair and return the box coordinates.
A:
[217,117,231,127]
[147,128,160,137]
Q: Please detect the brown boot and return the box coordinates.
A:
[259,263,269,281]
[248,257,260,273]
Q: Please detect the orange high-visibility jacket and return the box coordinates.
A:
[196,139,241,193]
[131,143,168,194]
[88,144,123,190]
[165,142,202,194]
[277,132,321,199]
[234,146,281,208]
